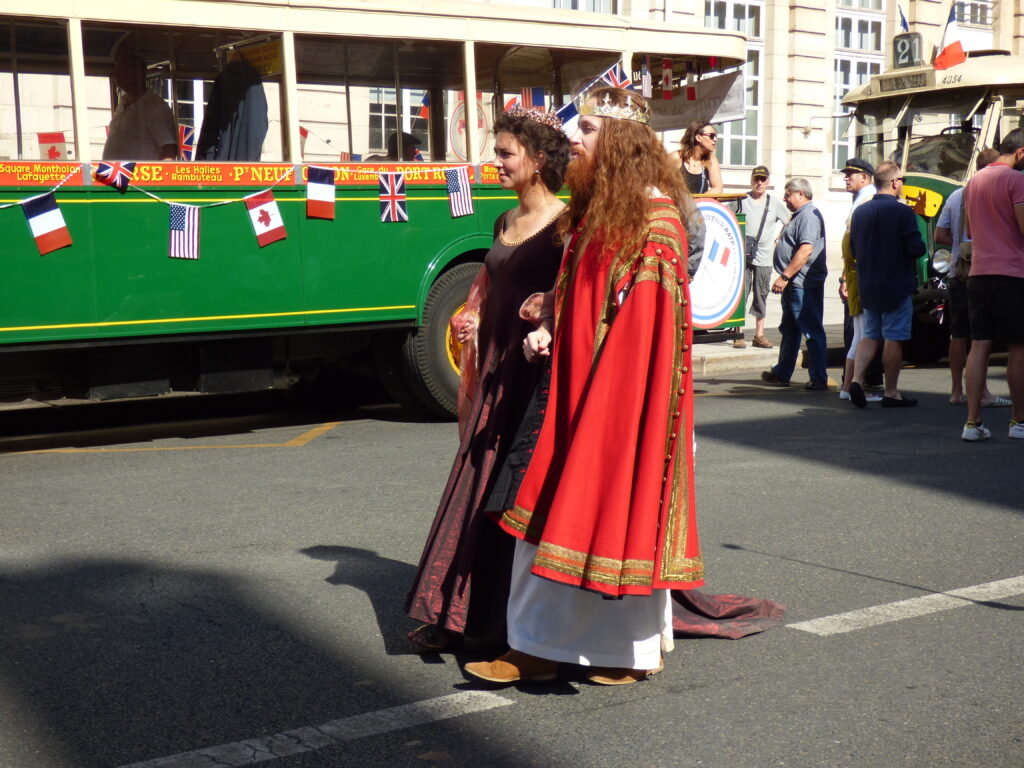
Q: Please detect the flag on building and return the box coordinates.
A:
[169,203,200,260]
[686,64,697,101]
[306,165,336,220]
[934,5,966,70]
[299,126,310,157]
[94,161,136,194]
[37,132,67,161]
[244,190,287,246]
[661,59,674,100]
[379,172,408,223]
[417,93,430,120]
[339,152,362,162]
[898,3,909,32]
[178,124,195,161]
[599,61,632,90]
[641,56,652,98]
[21,192,72,255]
[520,87,546,109]
[444,166,474,218]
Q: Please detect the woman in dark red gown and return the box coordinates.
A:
[404,107,570,650]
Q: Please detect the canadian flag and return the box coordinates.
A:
[38,132,68,160]
[244,190,287,247]
[661,59,673,100]
[934,5,966,70]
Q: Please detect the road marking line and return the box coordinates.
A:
[787,575,1024,636]
[116,691,513,768]
[4,422,341,456]
[282,421,342,447]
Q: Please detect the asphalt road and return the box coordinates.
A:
[1,365,1021,768]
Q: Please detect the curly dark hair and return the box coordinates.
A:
[492,112,571,193]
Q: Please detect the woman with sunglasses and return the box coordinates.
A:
[677,120,724,195]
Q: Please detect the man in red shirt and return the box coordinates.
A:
[961,129,1024,440]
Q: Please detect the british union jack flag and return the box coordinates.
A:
[379,172,408,223]
[178,124,195,161]
[599,61,633,90]
[94,161,136,194]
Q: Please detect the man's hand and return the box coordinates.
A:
[524,323,552,362]
[771,276,789,294]
[838,281,848,302]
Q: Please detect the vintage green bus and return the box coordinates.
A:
[842,48,1024,361]
[0,1,744,416]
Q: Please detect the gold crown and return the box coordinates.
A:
[578,93,650,124]
[505,104,564,132]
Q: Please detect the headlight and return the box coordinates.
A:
[931,247,951,275]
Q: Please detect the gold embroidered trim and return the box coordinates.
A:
[535,541,655,588]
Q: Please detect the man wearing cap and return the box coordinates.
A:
[837,157,881,401]
[733,165,789,349]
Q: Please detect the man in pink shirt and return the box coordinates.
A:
[961,129,1024,441]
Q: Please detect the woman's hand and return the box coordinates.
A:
[523,322,552,362]
[452,312,478,343]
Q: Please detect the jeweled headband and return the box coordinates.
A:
[505,104,564,132]
[577,92,651,125]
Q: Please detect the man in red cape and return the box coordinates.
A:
[466,86,703,686]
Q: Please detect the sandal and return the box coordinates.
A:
[407,624,463,652]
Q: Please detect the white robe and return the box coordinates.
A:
[506,539,673,670]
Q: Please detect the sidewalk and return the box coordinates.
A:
[694,278,847,376]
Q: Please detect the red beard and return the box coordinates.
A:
[565,151,597,205]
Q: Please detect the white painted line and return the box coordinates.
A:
[787,575,1024,636]
[117,691,513,768]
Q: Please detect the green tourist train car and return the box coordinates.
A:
[0,1,744,415]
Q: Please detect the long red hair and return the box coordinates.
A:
[559,87,695,254]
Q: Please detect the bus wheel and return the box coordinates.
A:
[377,262,482,419]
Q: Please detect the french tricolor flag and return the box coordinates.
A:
[244,190,287,247]
[22,193,72,255]
[707,239,730,267]
[306,166,335,220]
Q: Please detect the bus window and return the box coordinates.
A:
[80,22,285,162]
[996,96,1024,146]
[0,18,77,161]
[294,36,463,163]
[895,88,986,181]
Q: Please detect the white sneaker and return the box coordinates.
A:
[1009,421,1024,439]
[962,422,991,442]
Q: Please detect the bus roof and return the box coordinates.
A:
[2,0,747,70]
[842,51,1022,106]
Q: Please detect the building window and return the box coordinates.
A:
[838,0,882,9]
[956,0,992,26]
[832,57,881,169]
[704,0,764,168]
[835,16,882,52]
[552,0,615,11]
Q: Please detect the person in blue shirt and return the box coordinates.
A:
[760,178,829,390]
[846,161,926,408]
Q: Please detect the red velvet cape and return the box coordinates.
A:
[499,198,703,597]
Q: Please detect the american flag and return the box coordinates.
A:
[599,61,632,90]
[95,161,136,194]
[444,167,474,218]
[379,172,408,223]
[178,124,195,161]
[169,203,200,259]
[520,87,546,109]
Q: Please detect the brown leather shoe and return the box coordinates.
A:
[752,335,773,349]
[464,650,558,684]
[733,337,747,348]
[586,659,664,686]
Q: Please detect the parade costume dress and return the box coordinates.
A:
[404,213,562,642]
[498,197,703,668]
